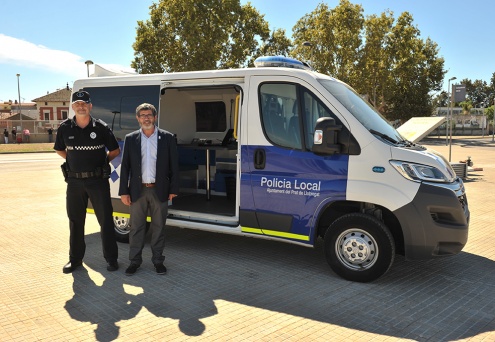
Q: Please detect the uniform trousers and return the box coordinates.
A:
[66,177,118,263]
[129,186,168,265]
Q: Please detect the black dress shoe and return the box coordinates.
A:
[125,263,140,276]
[63,261,82,274]
[154,263,167,275]
[107,261,119,271]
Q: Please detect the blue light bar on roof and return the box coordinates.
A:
[254,56,312,70]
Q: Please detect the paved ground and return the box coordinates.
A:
[0,136,494,342]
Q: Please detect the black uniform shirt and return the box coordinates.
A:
[54,116,119,172]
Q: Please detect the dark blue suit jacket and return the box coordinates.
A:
[118,127,179,203]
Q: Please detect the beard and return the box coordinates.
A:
[141,122,155,130]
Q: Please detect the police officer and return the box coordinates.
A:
[54,90,120,274]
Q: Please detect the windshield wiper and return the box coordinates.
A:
[369,129,399,144]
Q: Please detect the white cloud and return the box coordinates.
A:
[0,34,85,77]
[0,34,135,78]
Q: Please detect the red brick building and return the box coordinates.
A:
[32,84,72,121]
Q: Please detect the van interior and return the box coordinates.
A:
[159,85,240,224]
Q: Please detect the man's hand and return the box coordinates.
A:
[121,195,131,206]
[107,148,120,162]
[168,194,177,201]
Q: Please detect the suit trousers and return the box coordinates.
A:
[129,186,168,265]
[66,178,118,263]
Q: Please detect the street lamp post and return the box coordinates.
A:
[302,41,313,70]
[85,60,94,77]
[446,77,456,146]
[16,73,22,134]
[448,77,457,162]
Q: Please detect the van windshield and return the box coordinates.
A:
[318,79,404,144]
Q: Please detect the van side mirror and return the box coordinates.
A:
[312,117,342,155]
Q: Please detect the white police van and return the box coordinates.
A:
[71,56,469,282]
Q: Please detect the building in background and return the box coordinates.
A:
[32,83,71,123]
[0,85,71,142]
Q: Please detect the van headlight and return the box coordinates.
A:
[390,160,453,183]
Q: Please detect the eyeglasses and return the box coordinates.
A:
[138,114,155,119]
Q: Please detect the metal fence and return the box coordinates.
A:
[1,119,64,143]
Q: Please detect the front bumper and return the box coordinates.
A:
[394,178,469,260]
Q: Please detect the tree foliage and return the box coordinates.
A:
[486,106,494,122]
[358,12,394,108]
[133,0,490,122]
[291,1,364,86]
[254,29,293,65]
[132,0,270,73]
[456,77,493,108]
[384,13,445,120]
[290,0,445,121]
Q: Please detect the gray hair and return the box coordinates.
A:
[135,103,157,116]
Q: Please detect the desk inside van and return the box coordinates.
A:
[178,144,236,200]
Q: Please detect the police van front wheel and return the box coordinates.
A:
[324,213,395,283]
[113,216,131,243]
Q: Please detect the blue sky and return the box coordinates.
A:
[1,0,493,103]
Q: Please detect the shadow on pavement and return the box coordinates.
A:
[66,228,495,341]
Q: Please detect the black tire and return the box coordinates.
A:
[324,213,395,282]
[113,216,131,243]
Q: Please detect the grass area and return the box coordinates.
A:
[0,143,55,153]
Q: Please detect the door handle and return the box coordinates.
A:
[254,148,266,169]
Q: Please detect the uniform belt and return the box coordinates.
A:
[68,171,98,179]
[143,183,156,187]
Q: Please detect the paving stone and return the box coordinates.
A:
[0,137,494,341]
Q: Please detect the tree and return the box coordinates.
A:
[485,106,494,123]
[485,72,495,110]
[357,11,394,108]
[290,1,445,121]
[432,91,449,108]
[458,78,490,108]
[384,13,445,121]
[131,0,452,122]
[250,29,293,66]
[291,0,364,85]
[459,100,473,115]
[132,0,270,73]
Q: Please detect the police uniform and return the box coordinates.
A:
[54,109,119,269]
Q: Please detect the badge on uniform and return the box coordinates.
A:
[90,132,97,139]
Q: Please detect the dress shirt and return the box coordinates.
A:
[140,127,158,183]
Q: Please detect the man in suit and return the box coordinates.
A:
[118,103,179,275]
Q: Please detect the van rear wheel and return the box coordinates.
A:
[113,216,131,243]
[324,213,395,282]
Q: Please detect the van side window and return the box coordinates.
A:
[259,83,301,149]
[259,83,345,151]
[301,89,339,150]
[85,85,160,141]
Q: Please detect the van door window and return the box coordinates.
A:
[259,83,301,149]
[301,88,340,150]
[259,83,344,151]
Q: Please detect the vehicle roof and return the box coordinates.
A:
[73,66,336,87]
